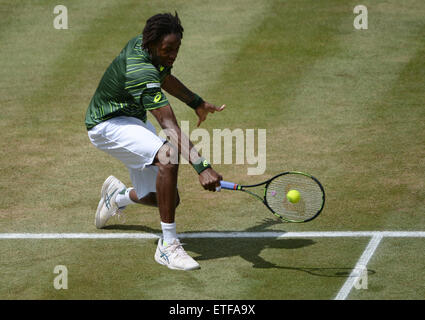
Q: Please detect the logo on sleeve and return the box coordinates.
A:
[154,92,162,103]
[146,83,160,89]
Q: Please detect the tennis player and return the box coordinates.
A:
[85,12,224,270]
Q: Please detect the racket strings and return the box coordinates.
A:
[266,174,324,222]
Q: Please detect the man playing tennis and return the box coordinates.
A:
[85,12,224,270]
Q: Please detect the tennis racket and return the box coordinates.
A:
[219,171,325,223]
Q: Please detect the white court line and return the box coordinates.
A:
[0,233,159,239]
[334,234,384,300]
[0,231,424,239]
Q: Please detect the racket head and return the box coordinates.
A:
[263,171,325,223]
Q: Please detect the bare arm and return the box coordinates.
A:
[161,74,196,104]
[150,105,222,191]
[161,75,225,127]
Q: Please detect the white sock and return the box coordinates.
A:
[161,222,177,246]
[115,188,136,209]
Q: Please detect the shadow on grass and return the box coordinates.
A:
[103,224,161,234]
[104,218,375,278]
[188,238,376,278]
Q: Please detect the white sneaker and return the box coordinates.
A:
[154,238,200,271]
[95,176,126,229]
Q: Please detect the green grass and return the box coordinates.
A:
[0,237,369,299]
[0,0,424,299]
[349,238,425,300]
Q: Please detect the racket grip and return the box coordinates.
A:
[220,181,239,190]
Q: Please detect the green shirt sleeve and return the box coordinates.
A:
[125,61,170,111]
[142,88,169,110]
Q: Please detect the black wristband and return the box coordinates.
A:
[187,94,204,109]
[192,157,211,174]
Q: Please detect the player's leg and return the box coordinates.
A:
[88,116,165,228]
[127,163,180,211]
[121,189,180,208]
[88,116,198,270]
[152,142,179,224]
[152,142,200,270]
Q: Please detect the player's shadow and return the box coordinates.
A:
[185,237,375,277]
[182,218,316,268]
[185,218,375,278]
[104,218,375,278]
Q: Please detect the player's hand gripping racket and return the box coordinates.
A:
[218,171,325,223]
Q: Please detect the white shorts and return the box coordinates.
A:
[88,116,166,199]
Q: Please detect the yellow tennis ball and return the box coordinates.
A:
[287,189,301,203]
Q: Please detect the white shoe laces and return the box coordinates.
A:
[113,208,126,224]
[168,241,190,258]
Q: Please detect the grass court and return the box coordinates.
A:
[0,0,424,300]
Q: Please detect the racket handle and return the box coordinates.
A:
[220,181,240,190]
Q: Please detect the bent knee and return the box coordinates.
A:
[155,143,179,171]
[139,191,180,208]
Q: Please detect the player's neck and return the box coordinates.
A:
[149,51,160,69]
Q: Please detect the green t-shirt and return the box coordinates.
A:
[85,34,171,130]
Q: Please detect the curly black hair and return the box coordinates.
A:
[142,12,184,52]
